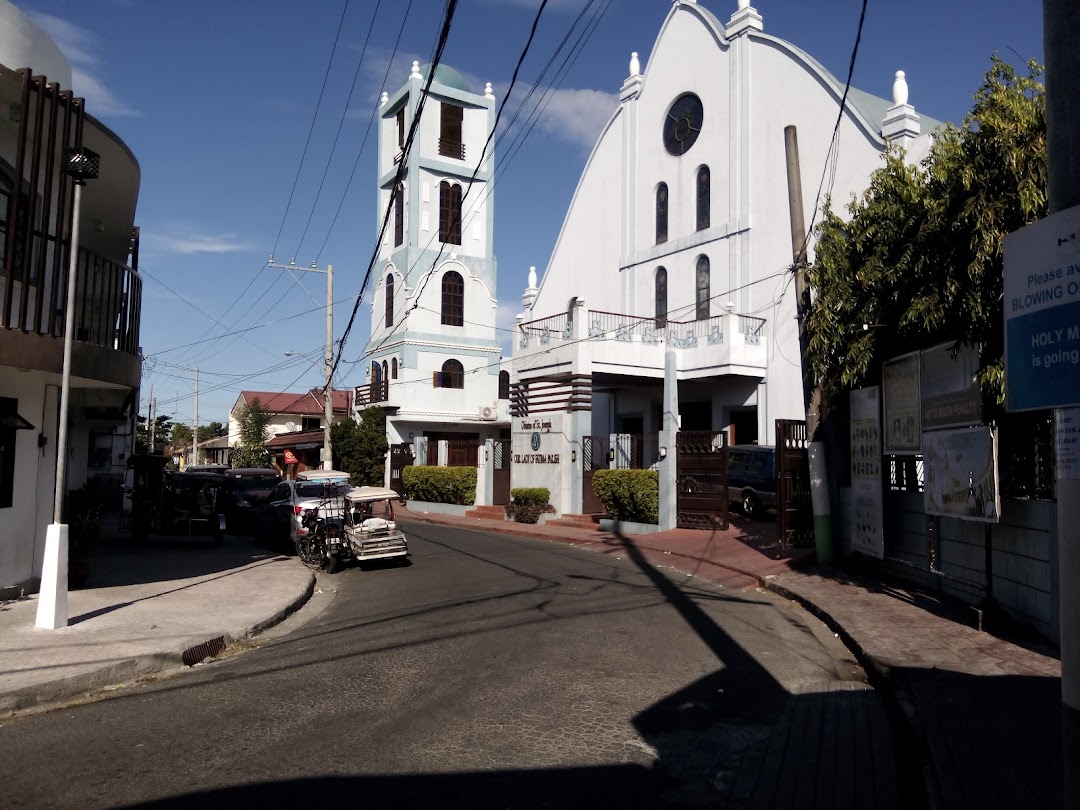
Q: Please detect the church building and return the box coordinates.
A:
[358,61,510,485]
[510,0,938,523]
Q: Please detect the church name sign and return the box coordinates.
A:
[514,418,560,464]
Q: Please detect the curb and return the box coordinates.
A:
[1,570,317,716]
[761,576,942,810]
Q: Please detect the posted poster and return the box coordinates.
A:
[850,386,884,559]
[923,426,1000,523]
[883,352,921,453]
[921,342,982,430]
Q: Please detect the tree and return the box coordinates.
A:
[807,56,1046,406]
[232,398,273,469]
[331,407,389,486]
[171,423,192,447]
[196,422,227,442]
[136,414,173,454]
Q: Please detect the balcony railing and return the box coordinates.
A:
[438,139,466,160]
[1,226,141,357]
[518,311,573,349]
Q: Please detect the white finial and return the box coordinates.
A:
[485,82,495,100]
[410,60,422,80]
[892,70,909,106]
[528,266,538,289]
[629,52,641,77]
[738,0,750,9]
[380,91,389,107]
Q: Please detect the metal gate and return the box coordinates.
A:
[776,419,815,548]
[389,443,413,497]
[676,431,729,529]
[582,435,606,514]
[493,439,511,505]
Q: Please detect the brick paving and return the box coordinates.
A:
[400,504,1064,809]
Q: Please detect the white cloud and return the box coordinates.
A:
[498,85,617,152]
[142,230,255,256]
[27,12,139,117]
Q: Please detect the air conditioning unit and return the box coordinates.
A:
[478,405,496,421]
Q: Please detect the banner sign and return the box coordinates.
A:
[850,386,884,559]
[923,426,1000,523]
[920,342,982,430]
[283,449,298,465]
[883,352,921,453]
[1003,204,1080,411]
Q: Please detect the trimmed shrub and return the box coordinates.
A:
[591,469,659,524]
[506,487,554,523]
[402,465,477,505]
[510,487,550,506]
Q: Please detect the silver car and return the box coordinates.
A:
[256,479,349,552]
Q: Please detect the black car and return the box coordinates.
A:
[221,468,281,535]
[159,470,227,542]
[726,445,777,519]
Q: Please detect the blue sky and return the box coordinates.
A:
[22,0,1043,426]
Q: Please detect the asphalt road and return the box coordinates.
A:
[0,521,863,809]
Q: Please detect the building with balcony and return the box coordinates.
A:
[359,61,509,482]
[510,0,938,520]
[1,1,143,596]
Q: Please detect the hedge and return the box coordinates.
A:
[591,469,659,524]
[401,466,477,505]
[505,487,553,524]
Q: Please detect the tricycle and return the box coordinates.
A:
[296,485,409,573]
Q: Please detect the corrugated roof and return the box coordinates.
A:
[238,389,350,416]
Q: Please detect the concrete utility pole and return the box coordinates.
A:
[192,367,199,467]
[269,258,335,470]
[784,124,833,562]
[1043,3,1079,805]
[149,396,156,453]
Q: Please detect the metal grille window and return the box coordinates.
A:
[655,266,667,328]
[439,103,464,159]
[439,181,462,245]
[656,183,668,244]
[393,184,404,246]
[391,357,398,379]
[396,107,406,149]
[697,166,710,231]
[385,273,394,328]
[441,270,464,326]
[498,370,510,400]
[696,255,710,320]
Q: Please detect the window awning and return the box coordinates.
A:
[0,412,35,430]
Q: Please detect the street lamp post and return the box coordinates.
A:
[37,144,100,631]
[270,258,334,470]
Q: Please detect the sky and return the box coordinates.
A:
[19,0,1044,426]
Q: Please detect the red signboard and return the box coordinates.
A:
[283,449,298,465]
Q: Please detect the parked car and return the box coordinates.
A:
[220,468,281,535]
[256,477,350,552]
[156,470,227,542]
[185,463,230,474]
[726,445,777,519]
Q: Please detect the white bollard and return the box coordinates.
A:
[35,523,69,629]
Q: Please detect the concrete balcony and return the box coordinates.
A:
[516,307,768,381]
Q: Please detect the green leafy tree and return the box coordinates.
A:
[807,56,1046,405]
[136,414,173,454]
[171,423,192,447]
[331,406,389,485]
[196,421,227,442]
[232,398,272,468]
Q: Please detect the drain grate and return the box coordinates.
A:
[182,636,227,666]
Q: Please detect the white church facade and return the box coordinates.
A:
[358,62,510,493]
[509,0,937,523]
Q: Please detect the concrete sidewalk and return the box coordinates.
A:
[0,516,314,714]
[402,503,1064,809]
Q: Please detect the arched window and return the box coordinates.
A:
[382,360,389,399]
[393,183,404,246]
[656,183,668,244]
[385,273,394,328]
[655,267,668,328]
[696,166,710,231]
[439,359,464,389]
[370,361,383,403]
[441,270,464,326]
[696,255,710,320]
[439,181,462,244]
[391,357,398,379]
[498,370,510,400]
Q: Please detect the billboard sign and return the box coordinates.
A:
[1003,204,1080,411]
[850,386,884,559]
[920,342,982,430]
[883,352,921,453]
[923,426,1000,523]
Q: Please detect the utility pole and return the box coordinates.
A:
[149,396,156,453]
[269,258,335,470]
[191,366,199,467]
[1043,2,1079,805]
[145,384,153,452]
[785,124,833,562]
